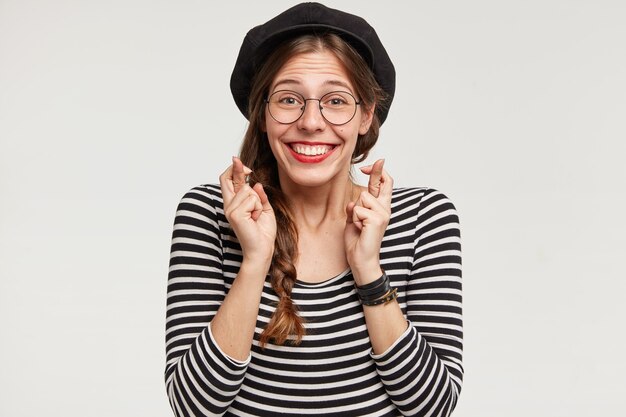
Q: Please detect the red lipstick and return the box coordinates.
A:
[286,142,337,164]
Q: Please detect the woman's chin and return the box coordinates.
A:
[281,169,345,189]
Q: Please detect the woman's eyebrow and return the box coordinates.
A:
[324,80,353,90]
[271,79,354,92]
[272,79,301,90]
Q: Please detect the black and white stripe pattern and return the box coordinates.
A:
[165,185,463,416]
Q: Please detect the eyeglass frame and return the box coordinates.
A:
[264,89,362,126]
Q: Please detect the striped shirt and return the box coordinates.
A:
[165,185,463,416]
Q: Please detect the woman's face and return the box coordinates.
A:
[264,50,374,190]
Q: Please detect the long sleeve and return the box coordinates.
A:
[165,185,249,416]
[373,188,463,416]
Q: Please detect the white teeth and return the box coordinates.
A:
[291,144,333,156]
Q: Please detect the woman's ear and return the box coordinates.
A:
[358,104,375,135]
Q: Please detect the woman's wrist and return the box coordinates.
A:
[351,263,383,287]
[240,255,273,279]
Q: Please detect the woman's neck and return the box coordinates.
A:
[279,171,363,230]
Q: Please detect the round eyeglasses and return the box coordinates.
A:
[265,90,361,126]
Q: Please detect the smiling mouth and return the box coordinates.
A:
[288,143,336,156]
[285,142,338,163]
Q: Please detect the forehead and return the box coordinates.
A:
[270,51,355,92]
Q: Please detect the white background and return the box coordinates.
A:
[1,0,625,416]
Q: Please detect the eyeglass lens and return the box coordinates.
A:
[267,90,358,125]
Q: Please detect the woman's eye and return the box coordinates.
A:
[325,97,347,106]
[279,96,300,106]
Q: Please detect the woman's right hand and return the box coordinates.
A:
[219,157,277,264]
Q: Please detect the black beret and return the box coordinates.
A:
[230,2,396,125]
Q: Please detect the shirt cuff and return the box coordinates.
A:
[208,321,252,368]
[370,319,413,361]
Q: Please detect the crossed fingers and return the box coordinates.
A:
[359,159,393,209]
[346,159,394,229]
[220,156,252,207]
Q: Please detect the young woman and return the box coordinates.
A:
[165,3,463,416]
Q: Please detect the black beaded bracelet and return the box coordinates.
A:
[356,273,387,290]
[356,271,394,305]
[357,279,388,297]
[362,288,398,306]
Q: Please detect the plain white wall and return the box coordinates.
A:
[1,0,625,416]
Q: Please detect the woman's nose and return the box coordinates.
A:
[297,99,326,131]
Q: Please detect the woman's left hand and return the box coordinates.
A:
[344,159,393,286]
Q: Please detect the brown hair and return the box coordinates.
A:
[239,33,388,347]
